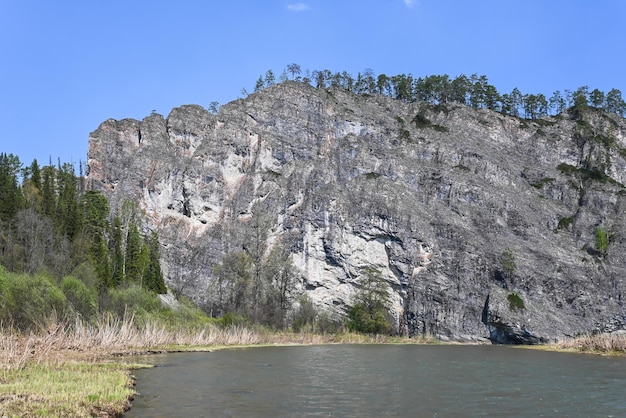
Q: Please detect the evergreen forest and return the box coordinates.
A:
[235,65,626,119]
[0,155,168,330]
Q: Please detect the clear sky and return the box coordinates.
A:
[1,0,625,169]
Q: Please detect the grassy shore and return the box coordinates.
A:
[4,317,625,417]
[0,316,435,417]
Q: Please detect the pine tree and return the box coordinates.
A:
[254,75,264,92]
[144,231,166,293]
[22,159,42,211]
[81,190,111,288]
[264,70,275,87]
[56,163,81,239]
[93,237,112,290]
[124,224,143,284]
[605,89,626,115]
[41,165,56,219]
[110,217,125,287]
[549,91,566,115]
[0,153,24,222]
[450,74,470,105]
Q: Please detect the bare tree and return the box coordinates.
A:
[16,208,55,275]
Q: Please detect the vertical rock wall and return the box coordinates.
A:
[87,81,626,342]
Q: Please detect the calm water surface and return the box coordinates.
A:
[125,345,626,417]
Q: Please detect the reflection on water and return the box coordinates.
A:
[125,345,626,417]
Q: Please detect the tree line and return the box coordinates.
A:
[230,64,626,120]
[0,154,166,328]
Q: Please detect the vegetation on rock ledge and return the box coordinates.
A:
[231,64,626,120]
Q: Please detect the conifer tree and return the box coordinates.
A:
[22,159,42,211]
[254,75,264,92]
[41,165,56,219]
[81,190,111,288]
[347,268,392,334]
[56,163,81,239]
[124,223,144,284]
[549,91,566,114]
[0,153,23,222]
[605,89,626,115]
[144,231,166,293]
[264,70,275,87]
[111,217,125,287]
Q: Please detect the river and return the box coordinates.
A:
[125,344,626,417]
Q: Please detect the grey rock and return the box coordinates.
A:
[86,81,626,343]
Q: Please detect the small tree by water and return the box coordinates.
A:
[347,268,393,334]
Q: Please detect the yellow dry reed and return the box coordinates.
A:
[556,332,626,354]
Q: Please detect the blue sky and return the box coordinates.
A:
[1,0,625,168]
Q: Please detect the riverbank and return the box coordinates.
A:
[0,316,436,417]
[3,318,625,417]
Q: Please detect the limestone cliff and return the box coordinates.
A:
[86,81,626,343]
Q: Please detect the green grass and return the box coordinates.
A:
[0,362,146,417]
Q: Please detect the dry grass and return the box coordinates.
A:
[1,313,264,366]
[0,314,437,417]
[556,332,626,354]
[0,315,268,417]
[0,314,440,370]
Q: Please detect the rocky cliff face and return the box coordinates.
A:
[86,81,626,343]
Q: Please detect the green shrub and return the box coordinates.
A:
[412,113,432,128]
[364,172,382,180]
[61,276,97,321]
[530,177,555,189]
[507,293,525,312]
[500,249,517,279]
[557,163,611,183]
[557,163,578,175]
[557,215,575,230]
[154,297,215,328]
[595,226,609,256]
[292,294,317,332]
[0,272,67,330]
[104,285,162,318]
[399,129,411,141]
[348,302,392,334]
[411,112,448,132]
[70,262,100,292]
[217,311,247,327]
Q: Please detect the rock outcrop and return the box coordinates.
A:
[86,81,626,343]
